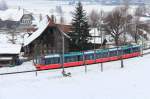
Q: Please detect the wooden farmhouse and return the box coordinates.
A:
[23,16,72,58]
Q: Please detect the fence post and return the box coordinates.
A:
[35,71,38,76]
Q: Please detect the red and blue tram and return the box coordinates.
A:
[35,45,141,70]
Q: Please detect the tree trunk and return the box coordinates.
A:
[134,33,138,44]
[115,36,119,46]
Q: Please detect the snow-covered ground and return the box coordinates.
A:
[0,61,35,74]
[0,53,150,99]
[0,1,150,98]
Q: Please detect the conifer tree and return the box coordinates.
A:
[69,2,91,51]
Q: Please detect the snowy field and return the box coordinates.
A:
[0,1,150,99]
[3,0,137,24]
[0,53,150,99]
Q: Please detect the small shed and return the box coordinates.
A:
[0,44,21,67]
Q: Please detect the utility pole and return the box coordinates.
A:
[59,27,71,76]
[141,33,144,57]
[94,28,96,63]
[62,33,65,72]
[83,51,87,73]
[99,21,103,72]
[120,47,124,68]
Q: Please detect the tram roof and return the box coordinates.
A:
[84,51,94,54]
[45,54,60,58]
[64,52,82,57]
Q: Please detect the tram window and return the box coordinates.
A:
[44,57,60,65]
[45,58,51,65]
[64,56,77,63]
[64,57,69,63]
[85,54,94,60]
[118,50,122,55]
[109,51,117,57]
[96,53,102,59]
[132,47,140,52]
[123,49,131,54]
[53,58,60,64]
[70,56,76,62]
[102,52,108,58]
[78,55,83,61]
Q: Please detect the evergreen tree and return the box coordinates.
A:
[69,2,91,51]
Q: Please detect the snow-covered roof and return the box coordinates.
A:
[90,28,113,44]
[24,16,49,46]
[139,17,150,22]
[0,8,23,21]
[0,44,21,54]
[45,54,60,58]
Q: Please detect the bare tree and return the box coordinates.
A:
[122,0,130,44]
[60,15,65,24]
[88,9,100,51]
[126,5,150,44]
[51,14,56,23]
[98,10,105,47]
[135,5,147,17]
[6,22,18,44]
[128,16,149,43]
[103,7,132,68]
[122,0,130,9]
[89,9,105,47]
[103,7,128,46]
[7,29,17,44]
[56,6,63,16]
[89,9,100,28]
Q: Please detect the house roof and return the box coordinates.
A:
[0,44,21,55]
[24,16,49,46]
[0,8,24,21]
[139,17,150,22]
[56,24,72,33]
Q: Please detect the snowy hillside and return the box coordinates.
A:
[0,53,150,99]
[0,1,150,98]
[3,0,138,25]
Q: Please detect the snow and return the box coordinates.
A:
[0,57,12,60]
[0,43,21,54]
[0,1,150,98]
[0,0,8,11]
[1,0,137,25]
[139,17,150,22]
[24,16,49,46]
[45,54,60,58]
[0,8,23,21]
[0,33,8,44]
[0,53,150,99]
[0,61,35,73]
